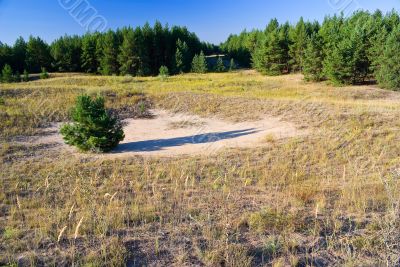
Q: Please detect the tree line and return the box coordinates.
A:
[221,10,400,90]
[0,21,220,79]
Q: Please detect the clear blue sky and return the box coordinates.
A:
[0,0,398,45]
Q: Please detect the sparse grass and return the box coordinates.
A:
[1,71,400,265]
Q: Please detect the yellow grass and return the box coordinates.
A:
[1,71,400,265]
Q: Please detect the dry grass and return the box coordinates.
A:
[1,71,400,265]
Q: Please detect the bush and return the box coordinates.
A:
[40,67,49,79]
[60,95,125,153]
[159,65,169,80]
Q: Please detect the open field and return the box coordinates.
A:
[2,71,400,266]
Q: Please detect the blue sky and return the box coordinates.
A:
[0,0,398,45]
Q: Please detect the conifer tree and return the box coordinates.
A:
[192,51,207,73]
[254,28,286,75]
[61,95,125,152]
[174,39,189,73]
[25,36,52,73]
[303,33,324,81]
[229,58,236,71]
[99,31,119,75]
[118,28,141,75]
[289,17,308,72]
[1,64,14,83]
[215,57,225,72]
[376,26,400,90]
[81,34,99,73]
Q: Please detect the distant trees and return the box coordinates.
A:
[220,10,400,90]
[0,22,209,76]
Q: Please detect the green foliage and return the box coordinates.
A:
[174,39,190,73]
[303,33,324,81]
[51,35,82,72]
[81,33,99,73]
[376,26,400,90]
[253,25,288,76]
[324,24,370,85]
[288,17,309,72]
[99,31,120,75]
[159,65,169,79]
[215,57,226,72]
[191,51,208,73]
[229,58,236,71]
[22,70,29,82]
[25,36,52,73]
[40,67,49,79]
[118,28,141,75]
[60,95,125,153]
[1,64,14,83]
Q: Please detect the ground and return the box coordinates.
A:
[1,71,400,266]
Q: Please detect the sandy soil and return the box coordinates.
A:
[32,109,304,157]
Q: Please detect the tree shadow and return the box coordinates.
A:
[114,128,259,153]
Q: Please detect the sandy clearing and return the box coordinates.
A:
[32,109,304,157]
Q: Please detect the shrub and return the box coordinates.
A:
[159,65,169,80]
[60,95,125,153]
[1,64,14,83]
[40,67,49,79]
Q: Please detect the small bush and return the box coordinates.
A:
[159,65,169,80]
[40,67,49,79]
[60,95,125,153]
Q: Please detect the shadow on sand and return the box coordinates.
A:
[114,128,259,153]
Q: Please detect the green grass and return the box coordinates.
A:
[1,71,400,265]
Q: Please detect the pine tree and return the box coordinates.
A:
[99,31,119,75]
[174,39,189,73]
[303,33,324,81]
[191,51,207,73]
[376,26,400,90]
[118,28,141,75]
[229,58,236,71]
[81,34,99,73]
[25,36,52,73]
[324,25,369,85]
[254,28,286,75]
[289,17,308,72]
[1,64,14,83]
[215,57,225,72]
[22,69,29,82]
[12,37,27,73]
[60,95,125,152]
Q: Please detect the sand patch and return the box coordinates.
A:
[31,109,304,157]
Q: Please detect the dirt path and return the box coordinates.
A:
[33,109,304,157]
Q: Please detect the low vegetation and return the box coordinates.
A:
[1,71,400,265]
[60,95,125,153]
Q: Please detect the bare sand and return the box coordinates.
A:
[32,109,304,157]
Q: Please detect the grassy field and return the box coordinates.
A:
[1,71,400,266]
